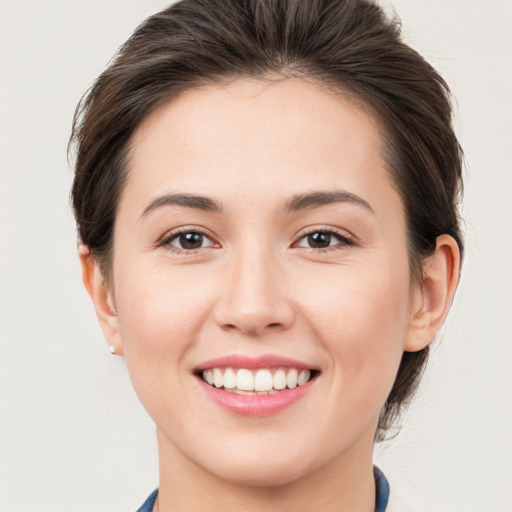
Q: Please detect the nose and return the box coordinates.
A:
[213,244,295,337]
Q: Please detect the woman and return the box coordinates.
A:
[70,0,463,510]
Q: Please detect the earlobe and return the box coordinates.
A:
[405,235,461,352]
[78,245,124,356]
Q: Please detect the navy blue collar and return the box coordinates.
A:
[136,488,158,512]
[374,465,390,512]
[136,466,389,512]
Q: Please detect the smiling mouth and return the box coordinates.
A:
[197,367,320,395]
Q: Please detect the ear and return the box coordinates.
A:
[79,245,124,356]
[405,234,461,352]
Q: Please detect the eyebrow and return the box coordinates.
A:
[141,193,224,218]
[283,190,374,214]
[141,189,373,219]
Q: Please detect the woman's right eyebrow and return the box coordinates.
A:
[141,193,224,218]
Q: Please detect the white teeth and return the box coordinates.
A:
[213,368,223,388]
[201,367,314,391]
[236,369,254,391]
[254,369,273,391]
[297,369,311,386]
[286,368,298,389]
[273,369,287,389]
[223,367,237,389]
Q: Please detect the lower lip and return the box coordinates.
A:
[196,376,317,416]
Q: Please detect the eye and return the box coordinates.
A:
[295,229,355,251]
[159,228,216,253]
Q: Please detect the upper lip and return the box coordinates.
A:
[195,354,318,371]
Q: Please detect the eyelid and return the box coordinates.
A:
[156,224,356,254]
[157,225,220,252]
[292,226,356,250]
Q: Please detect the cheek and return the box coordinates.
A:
[112,263,218,429]
[113,262,210,383]
[299,261,411,404]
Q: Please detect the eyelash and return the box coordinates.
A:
[157,227,218,254]
[157,226,356,254]
[294,228,356,252]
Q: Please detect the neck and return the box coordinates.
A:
[155,426,377,512]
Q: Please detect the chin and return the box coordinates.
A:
[211,459,311,488]
[196,442,320,488]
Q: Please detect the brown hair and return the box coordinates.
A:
[70,0,464,439]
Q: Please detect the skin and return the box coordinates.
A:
[80,78,460,511]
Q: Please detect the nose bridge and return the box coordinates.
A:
[214,237,294,336]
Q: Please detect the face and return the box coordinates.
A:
[108,78,421,486]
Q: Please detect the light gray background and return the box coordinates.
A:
[1,1,511,510]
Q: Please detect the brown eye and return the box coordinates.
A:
[162,230,216,252]
[176,232,204,249]
[307,232,332,248]
[296,230,354,250]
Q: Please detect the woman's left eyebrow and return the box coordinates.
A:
[283,190,374,214]
[141,193,224,218]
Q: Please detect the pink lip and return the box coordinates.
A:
[196,376,317,416]
[194,354,319,416]
[196,354,315,371]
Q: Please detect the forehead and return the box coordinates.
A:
[124,78,400,218]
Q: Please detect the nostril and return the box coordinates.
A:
[223,322,283,336]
